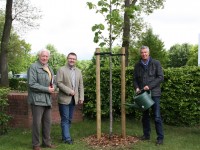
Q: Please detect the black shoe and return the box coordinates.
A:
[156,140,163,145]
[140,135,150,141]
[65,140,73,145]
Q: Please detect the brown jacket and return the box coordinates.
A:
[56,65,84,105]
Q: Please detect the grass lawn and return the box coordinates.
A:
[0,118,199,150]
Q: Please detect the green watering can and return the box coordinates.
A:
[125,90,155,111]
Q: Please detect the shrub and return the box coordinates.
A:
[0,88,11,135]
[9,78,27,92]
[83,66,137,119]
[83,66,200,126]
[161,66,200,126]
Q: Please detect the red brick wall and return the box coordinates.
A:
[7,92,83,128]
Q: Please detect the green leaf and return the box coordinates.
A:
[86,2,94,9]
[98,24,105,30]
[91,24,98,31]
[99,42,106,47]
[93,35,99,43]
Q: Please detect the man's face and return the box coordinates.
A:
[67,54,77,67]
[140,48,150,61]
[39,51,49,65]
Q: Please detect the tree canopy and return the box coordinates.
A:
[167,43,191,68]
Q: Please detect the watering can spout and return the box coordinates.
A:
[124,103,140,109]
[125,90,155,111]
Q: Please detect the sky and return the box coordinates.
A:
[22,0,200,60]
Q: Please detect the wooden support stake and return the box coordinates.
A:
[121,47,126,137]
[96,48,101,139]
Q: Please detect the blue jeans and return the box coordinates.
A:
[142,96,164,140]
[59,98,75,142]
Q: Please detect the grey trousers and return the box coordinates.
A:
[31,105,52,147]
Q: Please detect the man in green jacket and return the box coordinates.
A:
[56,52,84,144]
[27,49,56,150]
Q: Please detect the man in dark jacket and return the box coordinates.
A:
[133,46,164,145]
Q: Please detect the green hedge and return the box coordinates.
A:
[83,66,200,126]
[83,66,139,119]
[161,66,200,126]
[9,78,27,92]
[0,88,11,135]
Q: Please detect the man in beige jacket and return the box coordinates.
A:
[56,52,84,144]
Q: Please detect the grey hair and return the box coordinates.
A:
[37,48,50,57]
[140,46,150,52]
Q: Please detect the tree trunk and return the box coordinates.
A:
[122,0,137,67]
[0,0,13,87]
[122,0,130,67]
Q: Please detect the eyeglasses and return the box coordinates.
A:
[68,58,76,60]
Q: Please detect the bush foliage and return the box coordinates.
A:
[83,66,200,126]
[7,66,200,126]
[161,66,200,126]
[0,88,11,135]
[9,78,27,92]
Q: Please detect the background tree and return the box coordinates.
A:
[76,60,92,74]
[186,44,198,66]
[167,43,191,68]
[122,0,165,66]
[0,0,13,87]
[8,33,32,75]
[11,0,41,34]
[0,10,4,35]
[46,44,66,74]
[0,0,41,87]
[129,28,167,67]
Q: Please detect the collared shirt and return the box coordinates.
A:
[69,66,76,90]
[141,57,150,70]
[141,57,150,66]
[43,66,52,81]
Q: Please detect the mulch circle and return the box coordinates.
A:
[83,133,140,149]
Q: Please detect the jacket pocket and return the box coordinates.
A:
[34,93,46,103]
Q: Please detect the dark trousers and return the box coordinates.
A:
[142,96,164,140]
[31,105,52,147]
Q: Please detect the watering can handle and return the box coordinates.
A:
[145,90,151,97]
[136,89,151,96]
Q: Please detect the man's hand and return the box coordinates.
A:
[136,88,141,94]
[49,86,54,94]
[70,90,75,96]
[143,86,150,91]
[78,100,84,104]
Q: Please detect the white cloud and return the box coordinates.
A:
[23,0,200,60]
[25,0,100,60]
[144,0,200,49]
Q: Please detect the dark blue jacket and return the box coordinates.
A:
[133,57,164,97]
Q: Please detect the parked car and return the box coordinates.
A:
[13,74,27,79]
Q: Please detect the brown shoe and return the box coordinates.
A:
[33,146,41,150]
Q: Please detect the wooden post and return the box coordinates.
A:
[121,47,126,138]
[96,48,101,139]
